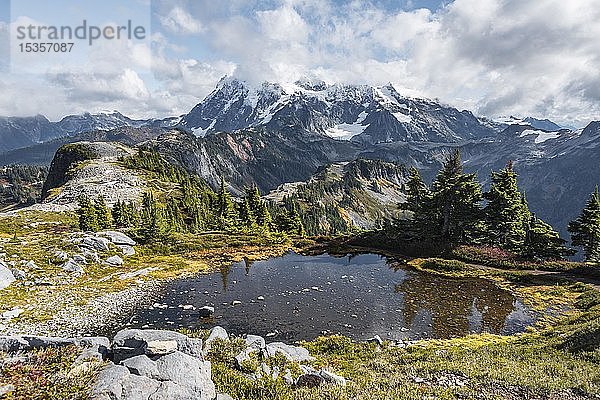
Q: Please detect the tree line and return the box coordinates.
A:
[76,148,600,263]
[77,149,303,242]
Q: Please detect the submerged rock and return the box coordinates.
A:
[198,306,215,318]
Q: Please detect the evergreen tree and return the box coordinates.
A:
[94,196,112,230]
[77,194,99,232]
[165,197,185,232]
[523,214,574,260]
[138,192,167,242]
[568,186,600,263]
[483,161,530,250]
[246,185,272,228]
[401,167,431,214]
[112,200,126,228]
[431,150,483,244]
[216,177,236,230]
[238,198,256,229]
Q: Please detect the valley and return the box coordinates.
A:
[0,130,598,399]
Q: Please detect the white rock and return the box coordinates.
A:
[145,340,178,356]
[98,231,137,246]
[0,262,16,290]
[2,307,23,320]
[118,245,135,256]
[105,255,124,266]
[62,259,84,276]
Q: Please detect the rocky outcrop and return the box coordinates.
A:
[0,327,348,399]
[35,141,145,211]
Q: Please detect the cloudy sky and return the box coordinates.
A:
[0,0,599,127]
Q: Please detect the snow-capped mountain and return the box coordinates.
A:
[495,116,563,131]
[179,77,497,143]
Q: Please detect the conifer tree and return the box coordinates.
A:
[431,149,483,244]
[77,194,99,232]
[402,167,431,214]
[111,200,126,228]
[523,214,574,260]
[568,186,600,263]
[246,185,272,228]
[238,198,256,229]
[483,161,530,250]
[94,196,112,230]
[165,197,185,232]
[216,177,236,230]
[138,192,167,242]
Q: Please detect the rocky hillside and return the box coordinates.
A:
[34,142,146,211]
[266,159,409,233]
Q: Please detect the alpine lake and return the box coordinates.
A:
[123,252,535,342]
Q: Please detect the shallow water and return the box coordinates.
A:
[125,252,535,342]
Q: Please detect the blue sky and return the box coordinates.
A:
[0,0,598,127]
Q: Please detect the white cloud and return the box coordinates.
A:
[1,0,599,127]
[160,6,204,34]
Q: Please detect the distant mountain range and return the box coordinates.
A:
[1,77,598,239]
[0,111,178,153]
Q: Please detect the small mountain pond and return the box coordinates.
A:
[125,252,535,342]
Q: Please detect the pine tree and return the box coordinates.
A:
[216,177,236,230]
[94,196,112,230]
[238,198,256,229]
[138,192,167,242]
[165,197,185,232]
[523,214,574,260]
[431,149,483,244]
[112,200,126,228]
[77,194,99,232]
[568,186,600,263]
[246,185,271,228]
[401,167,431,214]
[483,161,530,250]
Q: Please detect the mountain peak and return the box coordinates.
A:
[179,78,497,143]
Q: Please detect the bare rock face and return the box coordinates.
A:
[34,141,145,211]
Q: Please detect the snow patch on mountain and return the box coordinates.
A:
[520,129,560,144]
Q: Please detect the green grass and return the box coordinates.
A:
[204,287,600,399]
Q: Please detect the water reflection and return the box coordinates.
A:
[124,252,534,341]
[397,274,515,338]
